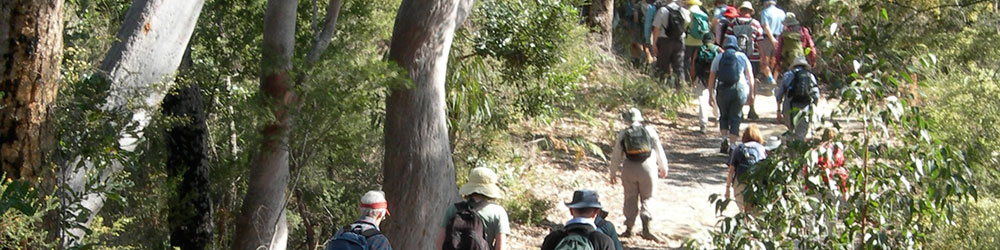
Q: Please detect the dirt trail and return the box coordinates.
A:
[506,82,840,249]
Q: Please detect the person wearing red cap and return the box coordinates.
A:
[326,191,392,250]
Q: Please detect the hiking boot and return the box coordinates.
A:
[699,124,707,135]
[748,107,760,120]
[720,139,729,154]
[640,218,661,242]
[620,227,633,238]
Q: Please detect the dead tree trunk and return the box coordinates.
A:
[232,0,297,249]
[381,0,473,248]
[0,0,63,182]
[163,47,213,250]
[589,0,613,52]
[59,0,205,246]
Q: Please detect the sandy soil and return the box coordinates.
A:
[503,82,841,249]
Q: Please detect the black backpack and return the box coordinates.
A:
[787,67,817,104]
[326,221,382,250]
[621,124,653,162]
[443,199,491,250]
[662,6,685,39]
[716,49,741,87]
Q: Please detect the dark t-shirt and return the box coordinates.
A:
[540,223,616,250]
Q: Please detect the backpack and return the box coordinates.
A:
[326,222,382,250]
[661,6,685,39]
[554,230,595,250]
[622,125,653,162]
[787,67,816,104]
[716,49,742,87]
[780,27,805,69]
[688,11,710,40]
[443,200,491,250]
[733,143,766,180]
[696,44,719,68]
[730,18,756,55]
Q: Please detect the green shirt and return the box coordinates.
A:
[441,203,511,250]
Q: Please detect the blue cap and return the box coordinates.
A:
[723,35,740,49]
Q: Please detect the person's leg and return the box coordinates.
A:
[734,182,747,212]
[670,42,687,88]
[727,89,748,148]
[685,45,699,84]
[656,40,671,82]
[717,89,734,152]
[760,41,776,84]
[696,79,711,132]
[621,171,640,236]
[636,165,658,240]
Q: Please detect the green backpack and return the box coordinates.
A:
[780,27,806,69]
[555,231,594,250]
[688,11,711,40]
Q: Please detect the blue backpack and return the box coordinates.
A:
[734,142,767,180]
[716,48,742,87]
[326,222,382,250]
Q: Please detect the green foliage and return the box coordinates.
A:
[925,198,1000,249]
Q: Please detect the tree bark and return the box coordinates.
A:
[59,0,205,246]
[589,0,613,52]
[232,0,297,249]
[0,0,63,182]
[163,47,213,250]
[305,0,343,65]
[381,0,470,249]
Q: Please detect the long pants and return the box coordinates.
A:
[656,39,686,82]
[694,77,716,127]
[717,86,748,136]
[684,45,699,79]
[784,103,814,140]
[621,159,658,227]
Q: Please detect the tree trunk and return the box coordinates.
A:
[163,47,213,250]
[589,0,613,52]
[232,0,297,249]
[0,0,63,182]
[381,0,472,249]
[59,0,205,246]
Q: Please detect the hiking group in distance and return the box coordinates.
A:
[323,0,842,249]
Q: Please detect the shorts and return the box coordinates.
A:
[630,23,644,43]
[759,39,775,58]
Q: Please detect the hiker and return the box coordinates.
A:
[690,33,724,133]
[651,0,690,87]
[774,56,819,140]
[608,108,668,241]
[714,4,738,45]
[540,190,616,250]
[709,0,729,31]
[595,210,624,250]
[437,167,510,250]
[724,125,768,212]
[325,191,393,250]
[759,0,785,85]
[708,35,755,154]
[774,13,817,71]
[725,1,764,120]
[626,0,647,66]
[683,0,711,87]
[802,128,848,196]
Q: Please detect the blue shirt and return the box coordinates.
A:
[710,49,754,92]
[644,5,656,41]
[760,5,786,37]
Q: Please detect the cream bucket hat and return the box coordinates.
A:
[460,167,504,199]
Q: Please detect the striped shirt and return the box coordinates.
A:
[331,217,393,250]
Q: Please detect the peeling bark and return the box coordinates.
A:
[381,0,470,248]
[0,0,63,182]
[232,0,298,249]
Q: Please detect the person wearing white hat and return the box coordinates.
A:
[608,108,668,240]
[775,12,818,71]
[652,0,692,88]
[774,56,820,140]
[327,191,393,250]
[437,167,510,250]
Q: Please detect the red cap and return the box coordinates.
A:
[723,5,739,19]
[361,201,390,216]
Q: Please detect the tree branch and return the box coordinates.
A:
[305,0,343,66]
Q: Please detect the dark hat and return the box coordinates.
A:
[566,190,602,209]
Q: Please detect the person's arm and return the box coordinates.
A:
[435,227,446,249]
[726,164,735,198]
[609,132,625,184]
[762,16,776,46]
[494,234,506,250]
[743,55,755,102]
[775,72,792,122]
[690,53,698,82]
[708,55,720,106]
[809,74,821,104]
[802,27,817,65]
[649,128,669,178]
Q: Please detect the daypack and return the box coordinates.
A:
[734,142,766,180]
[780,27,806,69]
[622,125,653,162]
[688,11,711,40]
[443,200,490,250]
[554,230,595,250]
[730,18,756,55]
[661,6,685,39]
[326,222,382,250]
[716,49,741,86]
[787,67,817,104]
[696,44,719,68]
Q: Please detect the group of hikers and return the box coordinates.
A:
[322,0,840,249]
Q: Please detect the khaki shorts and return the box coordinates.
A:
[759,39,775,59]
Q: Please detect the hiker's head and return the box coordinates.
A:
[566,190,602,218]
[715,0,726,6]
[738,1,754,15]
[359,190,390,221]
[687,0,703,6]
[790,56,810,70]
[742,125,764,144]
[762,0,776,6]
[460,167,504,200]
[783,12,800,27]
[702,33,716,44]
[723,5,739,19]
[723,35,739,49]
[622,108,645,123]
[821,128,838,142]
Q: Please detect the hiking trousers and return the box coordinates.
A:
[620,158,658,227]
[656,39,686,82]
[783,103,815,140]
[694,78,717,127]
[717,85,748,136]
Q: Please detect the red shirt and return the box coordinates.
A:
[803,142,847,193]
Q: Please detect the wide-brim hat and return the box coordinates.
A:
[566,190,602,209]
[687,0,703,6]
[623,108,644,123]
[739,1,754,12]
[790,56,810,69]
[784,12,800,26]
[764,136,782,150]
[460,167,504,199]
